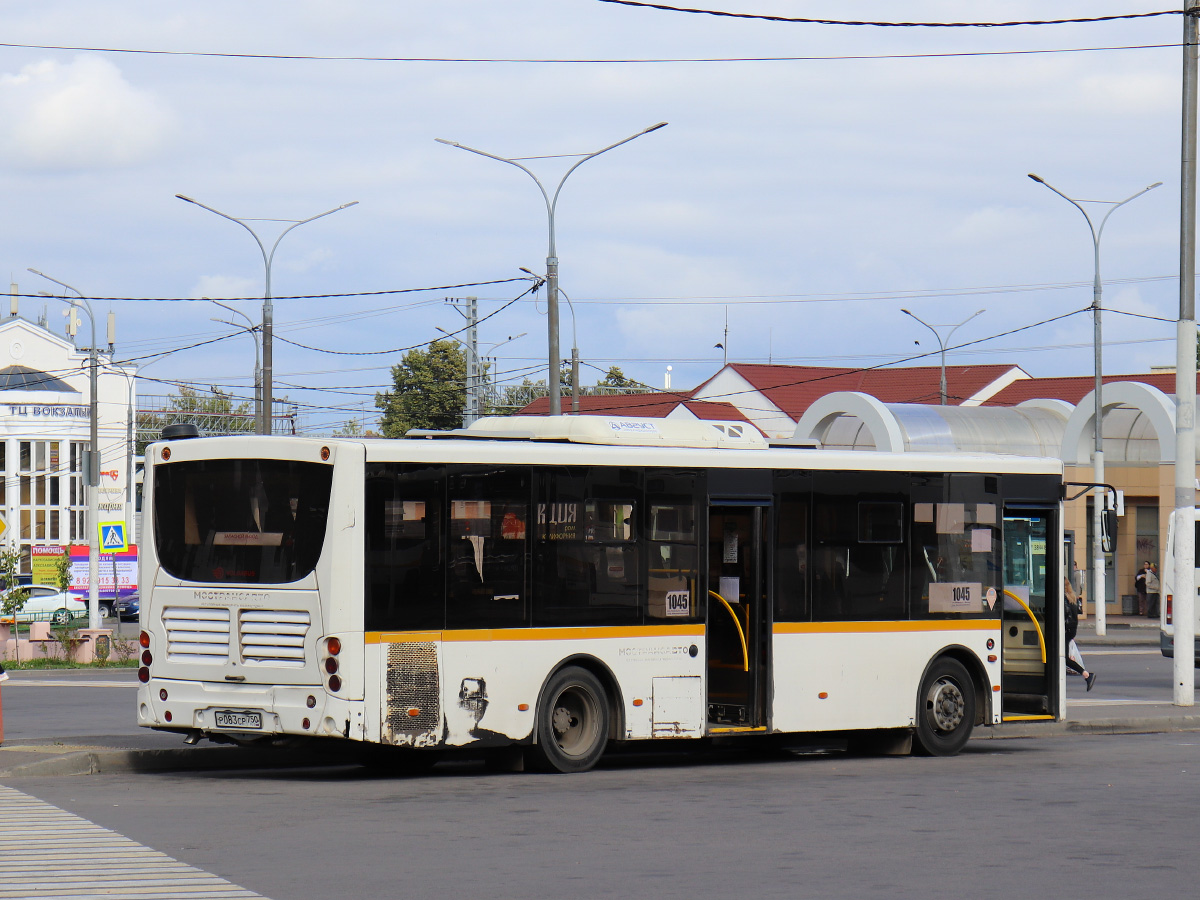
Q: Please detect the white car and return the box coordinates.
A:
[3,585,89,625]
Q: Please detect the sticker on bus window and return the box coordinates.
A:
[214,532,283,547]
[929,582,983,613]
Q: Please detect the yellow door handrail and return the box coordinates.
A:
[709,590,749,672]
[1002,588,1047,665]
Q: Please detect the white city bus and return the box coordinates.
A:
[1160,508,1200,663]
[135,416,1065,772]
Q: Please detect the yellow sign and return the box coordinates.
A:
[99,522,128,553]
[0,511,6,540]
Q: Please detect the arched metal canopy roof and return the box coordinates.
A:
[794,385,1195,464]
[794,392,1069,456]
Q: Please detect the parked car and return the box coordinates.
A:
[2,584,88,625]
[114,591,140,622]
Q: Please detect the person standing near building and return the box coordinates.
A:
[1145,562,1160,618]
[1135,561,1150,617]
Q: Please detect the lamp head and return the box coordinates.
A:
[1027,173,1045,184]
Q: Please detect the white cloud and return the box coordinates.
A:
[0,56,175,170]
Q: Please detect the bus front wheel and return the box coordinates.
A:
[914,657,975,757]
[530,666,610,773]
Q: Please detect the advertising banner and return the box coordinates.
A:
[67,544,138,595]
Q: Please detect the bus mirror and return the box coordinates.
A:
[1101,508,1118,553]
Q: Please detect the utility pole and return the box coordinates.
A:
[1174,0,1198,706]
[443,297,480,426]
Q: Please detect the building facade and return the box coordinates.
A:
[0,313,134,577]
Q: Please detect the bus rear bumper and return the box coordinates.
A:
[136,678,354,740]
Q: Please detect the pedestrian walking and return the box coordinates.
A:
[1064,577,1096,691]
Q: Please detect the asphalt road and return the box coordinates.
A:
[5,732,1198,900]
[2,643,1199,899]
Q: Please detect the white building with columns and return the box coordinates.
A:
[0,308,134,577]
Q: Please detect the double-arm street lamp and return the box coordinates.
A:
[176,195,358,435]
[900,308,986,406]
[26,268,102,630]
[437,122,667,415]
[1029,173,1161,636]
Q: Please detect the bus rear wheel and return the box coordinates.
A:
[530,666,609,773]
[914,657,975,757]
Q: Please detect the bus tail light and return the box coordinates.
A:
[325,657,339,674]
[139,631,150,648]
[326,637,341,656]
[1166,594,1173,624]
[141,650,153,666]
[138,667,150,683]
[328,674,342,692]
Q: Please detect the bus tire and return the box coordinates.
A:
[51,608,71,625]
[530,666,610,773]
[914,657,975,757]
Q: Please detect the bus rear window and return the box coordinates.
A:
[153,459,334,584]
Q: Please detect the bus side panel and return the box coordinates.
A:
[770,626,1000,733]
[433,630,707,747]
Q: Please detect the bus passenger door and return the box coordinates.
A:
[706,505,768,729]
[1001,508,1060,718]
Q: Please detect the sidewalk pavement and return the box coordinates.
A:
[0,616,1196,777]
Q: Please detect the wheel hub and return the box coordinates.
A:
[927,678,965,732]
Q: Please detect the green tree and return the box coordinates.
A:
[595,366,646,390]
[54,551,72,592]
[0,547,29,621]
[137,386,254,452]
[375,340,467,436]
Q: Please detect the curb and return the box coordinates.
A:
[0,745,345,779]
[5,716,1200,777]
[985,715,1200,740]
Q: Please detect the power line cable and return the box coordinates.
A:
[592,2,1184,28]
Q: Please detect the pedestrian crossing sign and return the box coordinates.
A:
[99,522,128,553]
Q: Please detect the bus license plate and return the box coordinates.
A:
[215,711,262,730]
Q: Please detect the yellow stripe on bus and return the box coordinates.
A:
[773,620,999,635]
[367,624,705,644]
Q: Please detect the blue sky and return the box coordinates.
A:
[0,2,1188,433]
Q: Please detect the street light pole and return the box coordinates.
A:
[209,299,262,428]
[27,268,101,631]
[176,195,358,435]
[1029,173,1162,636]
[437,122,667,415]
[900,308,985,405]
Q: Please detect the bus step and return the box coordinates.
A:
[707,703,749,725]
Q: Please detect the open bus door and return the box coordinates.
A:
[706,504,769,730]
[1000,508,1061,719]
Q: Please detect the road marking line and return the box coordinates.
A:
[0,680,136,688]
[0,786,270,899]
[1068,698,1185,706]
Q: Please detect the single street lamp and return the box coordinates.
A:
[1029,172,1161,636]
[176,194,358,435]
[209,299,262,428]
[437,122,667,415]
[483,332,527,413]
[900,308,985,405]
[27,268,102,630]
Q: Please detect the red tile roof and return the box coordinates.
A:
[982,372,1191,406]
[695,363,1025,419]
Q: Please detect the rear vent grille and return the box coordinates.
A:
[240,609,311,667]
[386,642,440,736]
[163,607,231,663]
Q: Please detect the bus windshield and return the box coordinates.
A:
[153,458,333,584]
